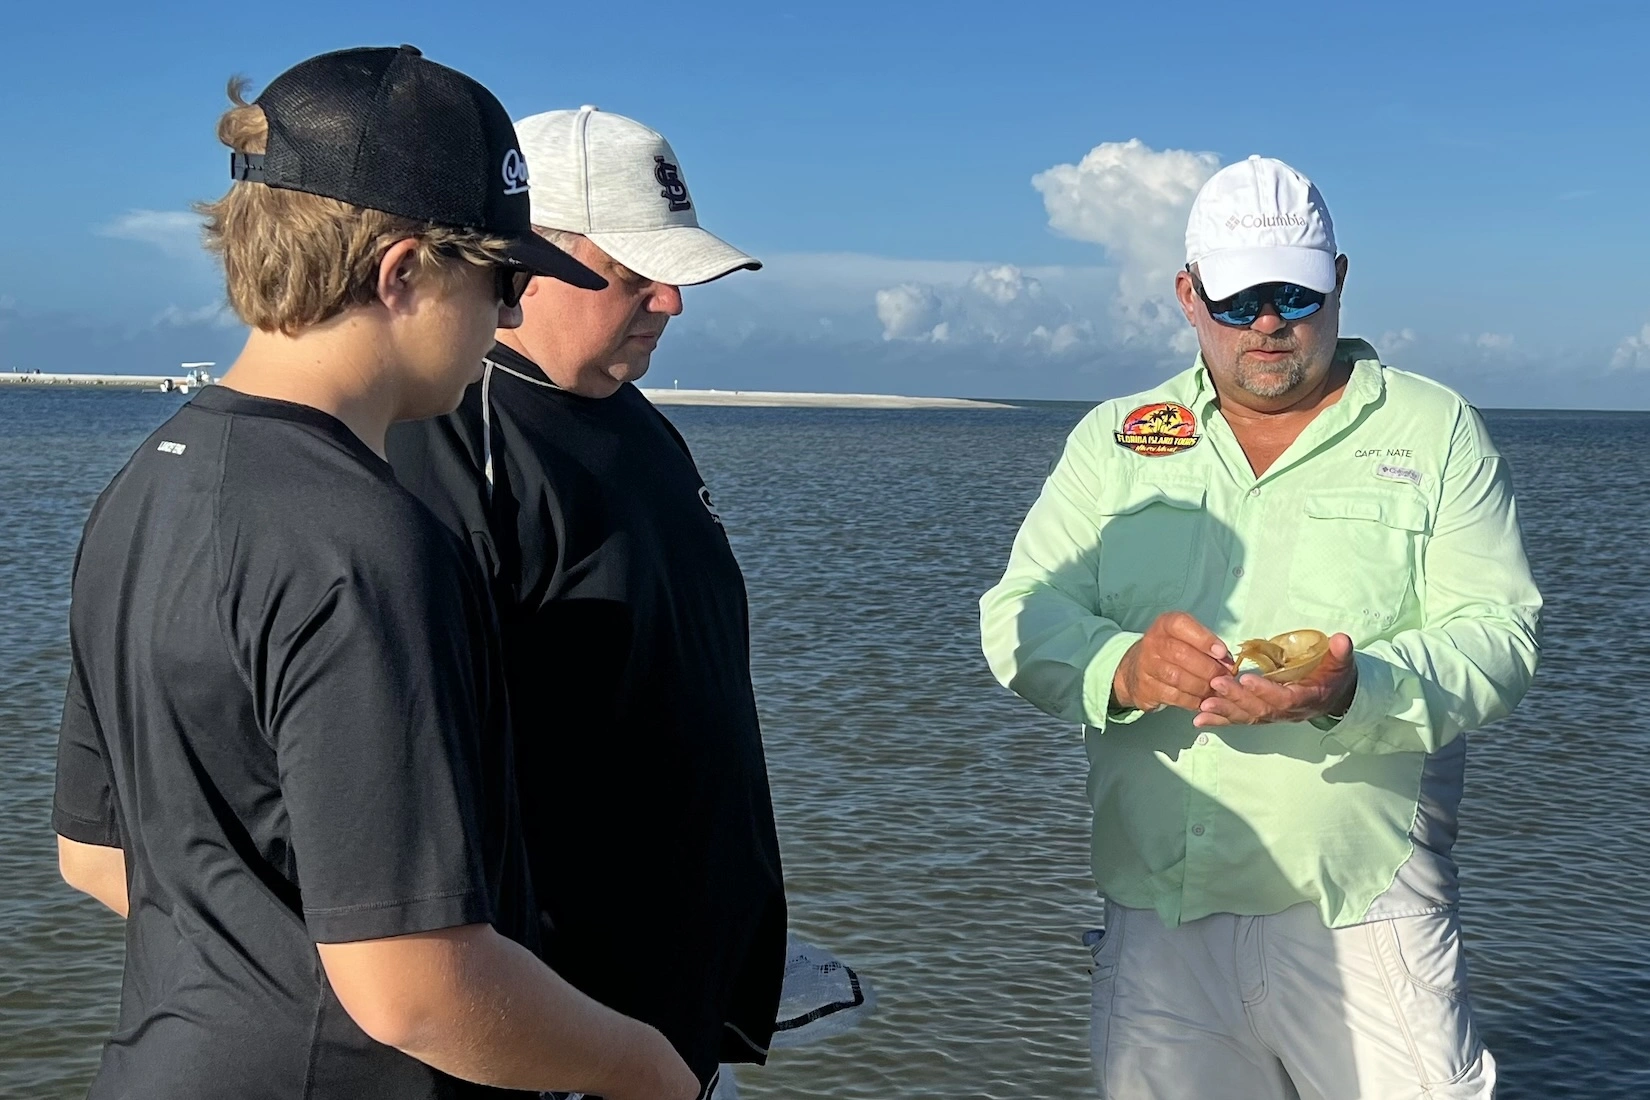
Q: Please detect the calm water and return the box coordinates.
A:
[1,389,1647,1098]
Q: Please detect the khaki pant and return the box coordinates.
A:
[1088,901,1496,1099]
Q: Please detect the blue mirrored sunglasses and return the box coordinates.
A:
[1188,267,1326,327]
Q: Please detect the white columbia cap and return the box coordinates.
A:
[514,106,761,286]
[1185,155,1337,300]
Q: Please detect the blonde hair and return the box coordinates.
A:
[197,77,513,334]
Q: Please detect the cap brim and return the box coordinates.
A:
[586,225,761,287]
[1197,246,1337,299]
[501,231,607,290]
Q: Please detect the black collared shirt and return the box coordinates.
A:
[387,344,786,1085]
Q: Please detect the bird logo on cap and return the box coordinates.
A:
[653,156,692,213]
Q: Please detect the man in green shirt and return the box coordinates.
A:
[980,156,1539,1099]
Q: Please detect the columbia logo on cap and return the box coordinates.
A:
[501,148,529,195]
[1224,213,1308,231]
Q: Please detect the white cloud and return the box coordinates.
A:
[98,210,205,259]
[873,263,1095,350]
[1028,321,1094,354]
[1611,324,1650,371]
[1475,332,1516,350]
[153,303,238,329]
[875,282,944,341]
[969,264,1041,305]
[1378,328,1418,354]
[1031,138,1220,339]
[858,139,1219,362]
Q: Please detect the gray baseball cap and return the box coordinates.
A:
[514,106,761,286]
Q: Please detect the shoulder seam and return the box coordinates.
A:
[210,415,261,715]
[1380,365,1473,409]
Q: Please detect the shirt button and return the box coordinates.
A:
[1196,733,1210,746]
[1233,566,1245,578]
[1249,487,1261,497]
[1191,824,1206,836]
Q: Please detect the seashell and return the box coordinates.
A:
[1234,629,1330,684]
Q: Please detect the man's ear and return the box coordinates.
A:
[515,270,548,301]
[1334,253,1349,294]
[375,238,426,314]
[1174,268,1201,325]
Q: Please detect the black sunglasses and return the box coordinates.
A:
[495,266,533,309]
[424,243,534,308]
[1188,267,1326,327]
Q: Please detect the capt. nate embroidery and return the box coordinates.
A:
[1115,403,1200,456]
[654,156,692,212]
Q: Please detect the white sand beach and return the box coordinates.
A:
[2,375,1015,410]
[638,387,1014,409]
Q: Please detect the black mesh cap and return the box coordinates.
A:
[231,45,604,290]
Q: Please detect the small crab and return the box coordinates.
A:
[1234,630,1330,684]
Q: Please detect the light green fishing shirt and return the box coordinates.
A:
[979,339,1541,929]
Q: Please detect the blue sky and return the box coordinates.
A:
[3,0,1648,406]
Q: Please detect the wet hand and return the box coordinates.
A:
[1193,633,1357,727]
[1112,612,1235,715]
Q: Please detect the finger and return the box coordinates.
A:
[1211,677,1322,725]
[1213,674,1304,720]
[1301,634,1355,681]
[1155,637,1234,686]
[1195,702,1249,726]
[1228,673,1303,710]
[1160,611,1225,654]
[1139,673,1214,714]
[1142,658,1219,706]
[1151,686,1216,713]
[1200,685,1269,724]
[1294,647,1358,699]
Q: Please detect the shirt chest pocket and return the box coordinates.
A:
[1287,490,1430,631]
[1096,481,1207,626]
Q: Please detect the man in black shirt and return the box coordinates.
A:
[387,107,786,1097]
[52,48,697,1100]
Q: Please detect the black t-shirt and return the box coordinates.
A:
[53,386,535,1100]
[386,344,786,1084]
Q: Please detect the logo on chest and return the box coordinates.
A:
[1354,447,1424,488]
[1375,464,1422,487]
[698,485,724,529]
[1115,403,1200,456]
